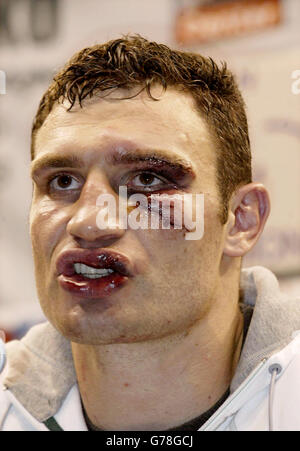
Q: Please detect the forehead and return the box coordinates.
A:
[34,86,216,171]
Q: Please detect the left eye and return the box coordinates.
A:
[129,172,164,189]
[49,174,81,191]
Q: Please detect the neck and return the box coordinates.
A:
[71,276,243,431]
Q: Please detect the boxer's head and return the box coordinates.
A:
[29,36,269,344]
[31,35,252,224]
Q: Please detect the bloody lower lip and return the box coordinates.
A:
[58,272,128,299]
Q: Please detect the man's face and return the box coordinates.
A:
[30,87,227,344]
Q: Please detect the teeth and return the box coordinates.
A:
[74,263,114,278]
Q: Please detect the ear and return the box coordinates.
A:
[223,183,270,257]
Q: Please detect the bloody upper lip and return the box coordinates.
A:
[56,249,134,278]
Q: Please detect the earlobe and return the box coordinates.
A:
[223,183,271,257]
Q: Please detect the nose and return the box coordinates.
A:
[67,172,125,248]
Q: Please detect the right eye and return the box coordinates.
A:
[48,173,82,192]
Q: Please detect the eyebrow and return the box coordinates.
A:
[30,150,195,180]
[108,150,195,176]
[30,155,83,178]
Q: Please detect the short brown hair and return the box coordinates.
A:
[31,35,252,223]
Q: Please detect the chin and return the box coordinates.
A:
[56,325,153,346]
[51,312,173,346]
[44,306,144,346]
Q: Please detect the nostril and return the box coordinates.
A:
[67,199,124,242]
[68,221,101,241]
[72,232,125,249]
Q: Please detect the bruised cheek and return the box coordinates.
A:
[129,191,204,235]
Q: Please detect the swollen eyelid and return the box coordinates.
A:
[131,173,163,187]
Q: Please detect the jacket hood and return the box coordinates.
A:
[2,266,300,422]
[231,267,300,390]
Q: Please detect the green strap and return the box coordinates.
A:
[43,417,64,431]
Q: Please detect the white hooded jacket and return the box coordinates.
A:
[1,266,300,431]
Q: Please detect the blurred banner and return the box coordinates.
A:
[234,46,300,275]
[175,0,300,276]
[175,0,282,45]
[0,0,299,339]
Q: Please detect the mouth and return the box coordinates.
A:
[56,249,133,299]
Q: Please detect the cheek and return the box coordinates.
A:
[30,197,68,254]
[132,192,204,238]
[203,193,224,239]
[136,193,224,271]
